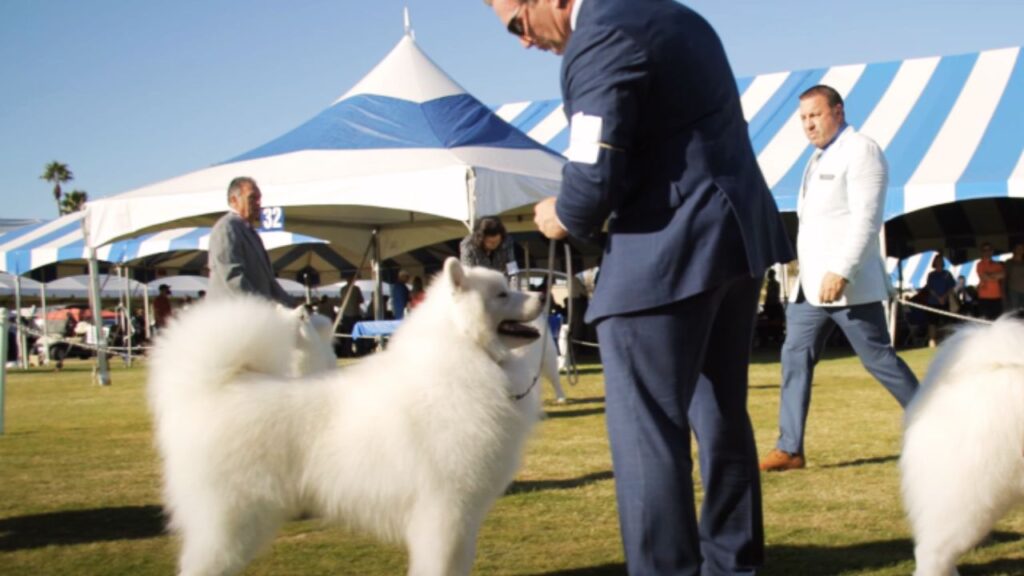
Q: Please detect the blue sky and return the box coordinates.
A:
[3,0,1024,220]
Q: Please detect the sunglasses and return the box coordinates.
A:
[506,3,526,37]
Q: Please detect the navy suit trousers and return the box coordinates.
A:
[596,275,764,576]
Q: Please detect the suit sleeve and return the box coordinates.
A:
[830,138,887,281]
[555,26,649,239]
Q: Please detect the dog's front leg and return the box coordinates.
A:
[405,499,479,576]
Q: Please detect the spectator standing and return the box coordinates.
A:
[485,0,794,573]
[389,271,411,320]
[1003,242,1024,312]
[760,85,919,472]
[153,284,173,331]
[975,242,1005,320]
[924,254,955,347]
[337,284,365,357]
[763,268,783,321]
[316,294,335,321]
[953,275,976,317]
[409,276,426,310]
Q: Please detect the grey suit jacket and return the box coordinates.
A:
[207,211,294,306]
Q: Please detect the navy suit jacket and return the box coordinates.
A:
[556,0,793,322]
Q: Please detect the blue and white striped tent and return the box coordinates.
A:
[85,33,564,262]
[0,211,327,275]
[495,46,1024,260]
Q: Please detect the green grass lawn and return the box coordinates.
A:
[0,347,1021,575]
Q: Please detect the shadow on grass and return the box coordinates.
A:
[507,470,614,495]
[528,532,1022,576]
[762,531,1022,575]
[545,407,605,419]
[819,454,899,469]
[529,563,625,575]
[0,505,166,551]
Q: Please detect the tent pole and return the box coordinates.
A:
[88,250,111,386]
[0,307,7,434]
[142,280,151,342]
[40,283,49,365]
[523,244,531,291]
[124,266,133,367]
[13,276,26,369]
[372,228,382,321]
[892,258,903,347]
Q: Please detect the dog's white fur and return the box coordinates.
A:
[900,315,1024,576]
[149,259,542,576]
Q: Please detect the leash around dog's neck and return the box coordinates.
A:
[510,240,557,402]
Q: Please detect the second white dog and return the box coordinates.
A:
[900,315,1024,576]
[149,258,544,576]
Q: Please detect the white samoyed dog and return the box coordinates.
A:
[900,314,1024,576]
[149,258,544,576]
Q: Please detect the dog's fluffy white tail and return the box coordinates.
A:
[148,297,301,415]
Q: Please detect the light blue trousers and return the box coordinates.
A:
[776,299,919,455]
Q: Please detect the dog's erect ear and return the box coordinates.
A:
[444,257,465,292]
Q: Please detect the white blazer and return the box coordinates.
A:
[792,125,891,307]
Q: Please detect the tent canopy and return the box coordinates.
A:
[85,33,564,260]
[496,46,1024,256]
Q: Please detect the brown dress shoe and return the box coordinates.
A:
[759,449,806,472]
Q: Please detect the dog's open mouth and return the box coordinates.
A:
[497,321,541,341]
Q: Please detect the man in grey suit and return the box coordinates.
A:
[208,176,294,306]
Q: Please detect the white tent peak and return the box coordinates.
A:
[334,34,464,105]
[403,6,415,40]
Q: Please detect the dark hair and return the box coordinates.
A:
[799,84,844,108]
[471,216,507,248]
[227,176,257,202]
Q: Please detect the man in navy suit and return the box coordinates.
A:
[486,0,793,573]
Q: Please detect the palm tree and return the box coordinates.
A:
[41,161,74,216]
[60,189,88,214]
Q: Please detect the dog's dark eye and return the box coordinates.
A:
[497,291,509,298]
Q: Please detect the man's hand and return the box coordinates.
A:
[819,272,848,304]
[534,197,569,240]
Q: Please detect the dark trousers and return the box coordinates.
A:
[977,298,1003,321]
[596,275,763,576]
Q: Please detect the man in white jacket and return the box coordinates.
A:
[760,85,919,472]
